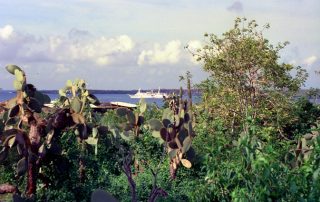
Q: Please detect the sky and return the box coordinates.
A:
[0,0,319,90]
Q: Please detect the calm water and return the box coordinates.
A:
[0,90,167,106]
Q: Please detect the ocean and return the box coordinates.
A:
[0,90,200,107]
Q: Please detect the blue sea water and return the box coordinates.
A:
[0,90,167,106]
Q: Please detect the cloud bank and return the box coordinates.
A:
[138,40,182,65]
[0,25,201,69]
[0,25,135,67]
[0,24,205,89]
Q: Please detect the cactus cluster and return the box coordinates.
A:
[148,90,195,179]
[0,65,52,197]
[59,79,100,110]
[58,79,112,157]
[111,99,146,141]
[57,79,101,142]
[287,123,320,167]
[0,65,51,164]
[0,66,103,198]
[4,65,51,112]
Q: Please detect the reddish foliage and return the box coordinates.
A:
[0,184,17,194]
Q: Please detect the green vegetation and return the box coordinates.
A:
[1,18,320,201]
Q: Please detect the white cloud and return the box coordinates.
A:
[0,25,14,40]
[138,40,181,65]
[0,26,135,66]
[187,40,202,50]
[96,56,110,66]
[49,36,63,52]
[117,35,134,52]
[304,55,317,66]
[56,64,71,73]
[62,34,135,63]
[187,40,203,64]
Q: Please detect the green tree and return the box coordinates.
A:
[192,17,307,135]
[307,87,319,104]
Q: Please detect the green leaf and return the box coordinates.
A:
[136,115,144,126]
[139,98,147,113]
[162,108,173,120]
[152,131,160,138]
[160,127,170,141]
[86,137,98,155]
[34,91,51,105]
[48,142,62,155]
[59,89,66,97]
[71,97,82,113]
[111,128,120,138]
[174,115,181,127]
[303,133,313,141]
[148,119,163,131]
[179,109,185,119]
[66,80,73,88]
[91,189,118,202]
[184,112,190,123]
[4,135,16,148]
[87,94,100,105]
[186,147,196,161]
[14,69,24,82]
[17,157,28,177]
[8,104,20,118]
[168,140,178,149]
[126,110,136,125]
[5,64,21,75]
[2,129,20,136]
[120,131,135,141]
[13,80,23,91]
[169,149,177,159]
[182,136,192,153]
[5,117,18,126]
[92,127,99,138]
[77,124,88,139]
[28,97,42,113]
[38,144,47,157]
[313,167,320,181]
[181,159,192,168]
[162,119,171,128]
[116,107,128,117]
[0,147,9,163]
[177,128,188,144]
[85,137,98,145]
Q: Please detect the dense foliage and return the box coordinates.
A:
[1,18,320,202]
[191,18,307,136]
[188,18,320,201]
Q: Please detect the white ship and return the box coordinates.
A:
[129,88,168,99]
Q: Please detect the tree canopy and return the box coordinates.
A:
[191,17,307,133]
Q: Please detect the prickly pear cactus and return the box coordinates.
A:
[57,79,101,140]
[148,90,195,179]
[285,122,320,168]
[111,98,146,141]
[0,65,51,197]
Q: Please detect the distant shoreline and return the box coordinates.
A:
[0,89,202,95]
[0,89,317,97]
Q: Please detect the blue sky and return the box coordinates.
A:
[0,0,319,90]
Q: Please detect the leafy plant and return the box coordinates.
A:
[149,83,195,179]
[189,17,307,135]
